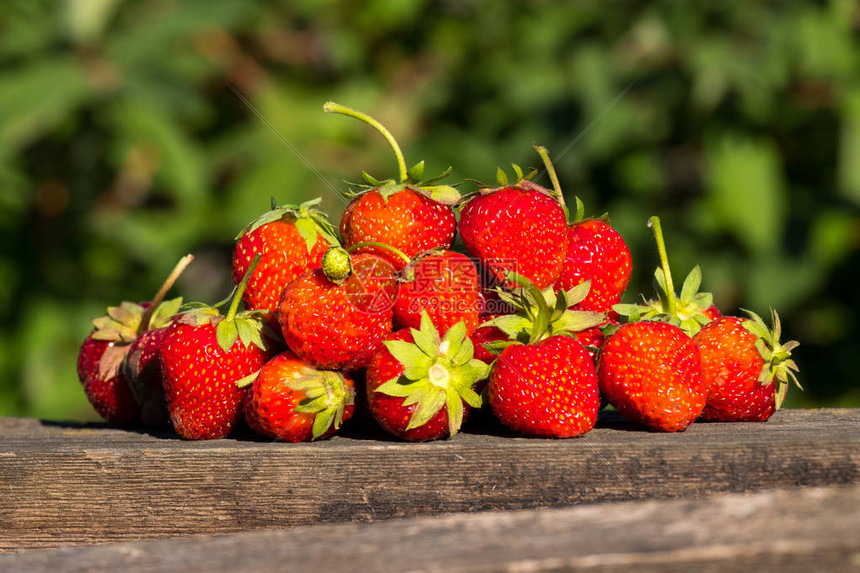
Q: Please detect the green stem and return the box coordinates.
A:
[649,216,678,318]
[323,102,409,182]
[227,252,262,321]
[346,241,412,265]
[534,145,566,208]
[138,254,194,334]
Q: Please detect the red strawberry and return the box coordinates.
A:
[278,247,396,370]
[341,189,456,270]
[555,219,632,313]
[366,313,488,441]
[482,274,603,437]
[613,216,716,336]
[489,335,600,438]
[693,311,800,422]
[77,335,140,427]
[242,351,355,442]
[394,250,480,335]
[233,198,338,318]
[77,255,192,427]
[161,255,268,440]
[325,102,459,270]
[458,162,567,289]
[598,321,706,432]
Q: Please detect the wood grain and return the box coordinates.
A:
[1,408,858,552]
[3,485,859,572]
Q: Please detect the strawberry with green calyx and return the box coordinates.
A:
[694,309,801,422]
[77,255,193,427]
[279,244,401,370]
[366,312,488,441]
[458,152,567,290]
[598,320,707,432]
[324,102,458,270]
[530,146,633,315]
[240,351,355,442]
[233,197,339,319]
[161,254,268,440]
[612,216,715,336]
[394,250,481,336]
[485,273,603,438]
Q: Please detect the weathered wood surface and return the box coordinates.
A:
[4,485,859,573]
[1,408,858,552]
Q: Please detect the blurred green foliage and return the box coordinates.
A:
[1,0,858,420]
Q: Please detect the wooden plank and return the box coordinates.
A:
[3,485,859,572]
[1,408,858,552]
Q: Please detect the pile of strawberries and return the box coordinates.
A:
[77,103,802,442]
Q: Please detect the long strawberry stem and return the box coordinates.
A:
[534,145,566,208]
[649,216,678,318]
[346,241,412,265]
[323,102,409,183]
[226,253,262,321]
[137,254,194,334]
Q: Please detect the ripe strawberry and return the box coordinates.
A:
[693,311,800,422]
[77,335,140,427]
[489,335,599,437]
[366,312,487,441]
[555,219,632,313]
[482,274,603,437]
[77,255,192,427]
[233,198,338,318]
[278,247,396,370]
[598,321,706,432]
[161,255,268,440]
[394,250,480,336]
[613,216,716,336]
[458,156,567,289]
[341,189,456,270]
[325,102,459,270]
[242,351,355,442]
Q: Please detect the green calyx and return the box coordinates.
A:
[179,253,267,354]
[236,197,340,254]
[613,216,714,336]
[375,311,489,437]
[741,308,802,409]
[324,102,460,205]
[479,273,605,353]
[288,369,355,440]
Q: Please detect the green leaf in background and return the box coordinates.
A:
[0,58,90,149]
[839,89,860,206]
[64,0,124,44]
[706,135,786,256]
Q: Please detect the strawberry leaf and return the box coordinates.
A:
[312,409,337,440]
[215,319,239,352]
[234,370,260,389]
[406,387,446,430]
[376,376,415,398]
[496,167,509,187]
[294,215,320,253]
[407,160,425,181]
